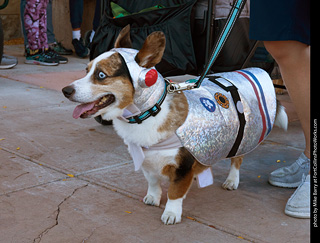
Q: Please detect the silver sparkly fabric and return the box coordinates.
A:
[176,68,277,166]
[112,48,166,112]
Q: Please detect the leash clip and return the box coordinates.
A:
[165,78,196,94]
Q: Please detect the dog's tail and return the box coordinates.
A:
[274,100,288,131]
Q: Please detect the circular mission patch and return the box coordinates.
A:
[214,92,229,109]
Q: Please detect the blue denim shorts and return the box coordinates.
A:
[249,0,310,45]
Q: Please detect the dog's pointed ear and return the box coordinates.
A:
[135,32,166,68]
[114,25,132,48]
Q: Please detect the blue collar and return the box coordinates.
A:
[127,81,168,124]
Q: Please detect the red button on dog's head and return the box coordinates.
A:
[138,69,158,88]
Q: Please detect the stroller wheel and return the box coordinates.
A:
[94,115,113,125]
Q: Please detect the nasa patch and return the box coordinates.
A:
[200,97,216,112]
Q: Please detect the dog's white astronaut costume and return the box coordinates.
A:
[176,69,277,165]
[112,48,277,172]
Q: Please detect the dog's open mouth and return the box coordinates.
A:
[72,94,115,119]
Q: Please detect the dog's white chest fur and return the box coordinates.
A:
[113,96,180,173]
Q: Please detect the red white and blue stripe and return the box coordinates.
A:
[235,70,272,143]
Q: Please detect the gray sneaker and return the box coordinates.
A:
[285,174,310,218]
[0,54,18,69]
[269,153,310,188]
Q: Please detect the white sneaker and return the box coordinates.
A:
[285,174,310,218]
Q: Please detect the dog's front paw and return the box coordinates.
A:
[222,178,239,190]
[161,198,183,225]
[143,194,160,206]
[161,211,181,225]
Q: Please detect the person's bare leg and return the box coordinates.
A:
[264,40,310,158]
[264,40,310,218]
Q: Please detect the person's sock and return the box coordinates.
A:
[72,28,81,40]
[89,30,95,43]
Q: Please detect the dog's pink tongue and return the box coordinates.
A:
[73,102,95,119]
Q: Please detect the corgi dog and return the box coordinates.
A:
[62,26,288,225]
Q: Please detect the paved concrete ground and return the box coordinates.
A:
[0,45,310,242]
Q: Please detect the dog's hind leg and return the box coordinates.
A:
[222,156,243,190]
[161,148,196,225]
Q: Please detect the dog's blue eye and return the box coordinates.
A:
[98,71,106,80]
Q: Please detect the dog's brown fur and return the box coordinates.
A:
[231,156,243,170]
[114,25,132,49]
[162,148,208,200]
[89,52,135,110]
[92,53,124,83]
[158,93,189,133]
[135,32,166,68]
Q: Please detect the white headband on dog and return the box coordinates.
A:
[112,48,166,116]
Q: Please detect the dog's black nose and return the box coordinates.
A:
[62,85,75,99]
